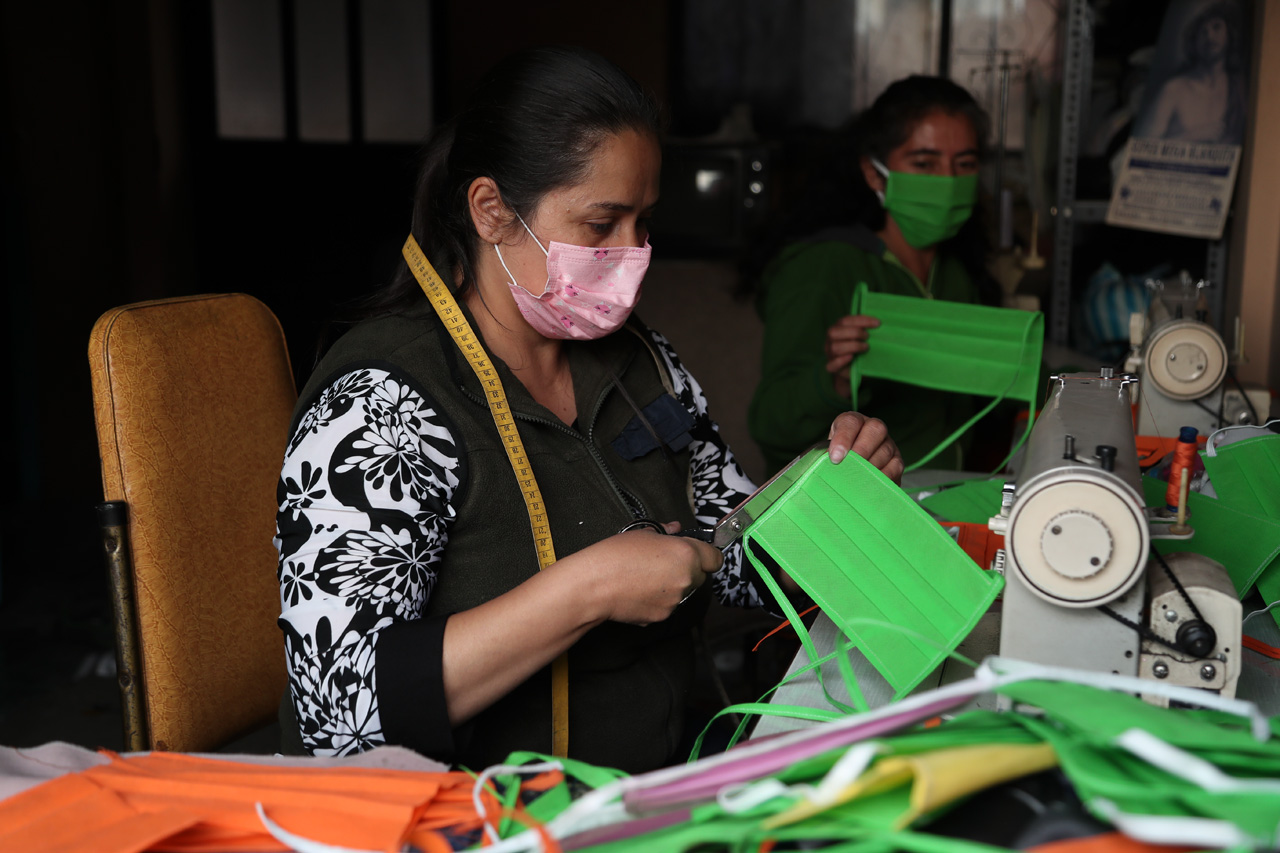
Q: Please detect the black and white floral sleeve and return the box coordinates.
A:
[274,367,461,757]
[645,330,770,609]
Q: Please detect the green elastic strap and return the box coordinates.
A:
[687,615,988,762]
[690,700,845,761]
[742,450,1003,703]
[849,282,1044,472]
[746,537,868,718]
[687,632,876,762]
[485,750,628,831]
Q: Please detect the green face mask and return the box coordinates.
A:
[873,158,978,248]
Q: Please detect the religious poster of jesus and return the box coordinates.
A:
[1107,0,1248,238]
[1133,0,1249,145]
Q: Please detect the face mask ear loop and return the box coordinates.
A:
[514,211,550,258]
[494,211,550,291]
[869,157,889,207]
[493,243,522,290]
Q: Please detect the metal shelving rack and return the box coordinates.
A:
[1049,0,1229,348]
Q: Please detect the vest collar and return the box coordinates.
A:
[435,298,641,433]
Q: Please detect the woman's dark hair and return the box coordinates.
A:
[854,75,991,176]
[744,75,994,299]
[350,46,662,323]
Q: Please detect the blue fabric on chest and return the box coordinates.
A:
[611,393,695,460]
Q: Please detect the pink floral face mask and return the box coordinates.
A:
[495,213,651,341]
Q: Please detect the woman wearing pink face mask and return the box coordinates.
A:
[274,46,902,772]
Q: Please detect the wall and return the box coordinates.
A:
[0,0,687,686]
[2,1,173,612]
[1227,0,1280,391]
[641,261,767,484]
[442,2,668,116]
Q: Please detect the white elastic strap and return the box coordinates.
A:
[513,211,549,257]
[1090,798,1250,849]
[479,780,629,853]
[1243,598,1280,626]
[255,803,379,853]
[473,761,564,846]
[869,157,889,206]
[977,656,1271,741]
[493,212,549,295]
[812,741,881,806]
[1205,419,1279,456]
[1116,728,1280,794]
[716,778,799,814]
[493,243,522,291]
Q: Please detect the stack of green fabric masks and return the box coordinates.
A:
[1199,432,1280,624]
[470,674,1280,852]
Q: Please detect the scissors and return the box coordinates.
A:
[618,442,829,550]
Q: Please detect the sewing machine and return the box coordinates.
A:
[1125,275,1268,437]
[989,369,1241,703]
[752,367,1245,738]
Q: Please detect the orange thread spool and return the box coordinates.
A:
[1165,426,1199,510]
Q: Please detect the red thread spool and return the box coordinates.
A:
[1165,426,1199,510]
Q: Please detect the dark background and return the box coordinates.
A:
[3,0,1251,749]
[0,0,857,747]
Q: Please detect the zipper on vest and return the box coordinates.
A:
[457,383,648,519]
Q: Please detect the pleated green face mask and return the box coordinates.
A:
[850,282,1044,471]
[873,158,978,248]
[742,448,1004,700]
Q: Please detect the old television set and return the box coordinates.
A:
[654,141,775,257]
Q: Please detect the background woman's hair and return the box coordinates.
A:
[332,45,663,337]
[743,75,995,299]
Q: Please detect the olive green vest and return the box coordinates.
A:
[291,300,707,772]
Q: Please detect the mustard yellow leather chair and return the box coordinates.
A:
[89,293,296,752]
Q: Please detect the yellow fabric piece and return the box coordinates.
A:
[765,741,1058,830]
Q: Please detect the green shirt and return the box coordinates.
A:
[748,228,983,476]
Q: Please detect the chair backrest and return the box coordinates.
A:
[89,293,297,752]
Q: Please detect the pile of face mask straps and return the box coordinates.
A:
[11,656,1273,853]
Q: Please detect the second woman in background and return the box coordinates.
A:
[748,76,997,476]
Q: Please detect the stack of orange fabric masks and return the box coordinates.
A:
[0,748,559,853]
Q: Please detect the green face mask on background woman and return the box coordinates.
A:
[871,157,978,249]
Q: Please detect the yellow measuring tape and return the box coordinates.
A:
[402,235,569,757]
